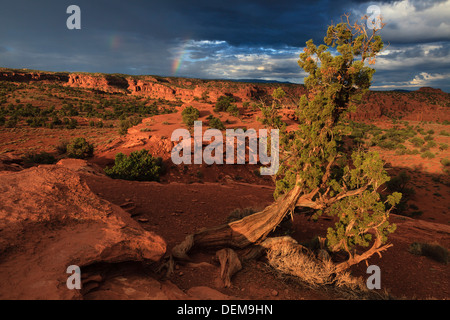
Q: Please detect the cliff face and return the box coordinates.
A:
[0,69,69,83]
[0,68,448,121]
[67,73,128,93]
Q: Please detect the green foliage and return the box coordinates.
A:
[119,116,142,135]
[181,106,200,127]
[384,170,415,215]
[258,87,287,129]
[214,95,235,112]
[271,16,398,260]
[409,137,425,147]
[421,151,435,159]
[441,158,450,167]
[104,149,163,181]
[22,151,57,165]
[208,116,225,130]
[66,137,94,159]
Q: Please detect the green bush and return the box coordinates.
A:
[421,151,435,159]
[181,106,200,127]
[409,137,425,147]
[119,116,142,135]
[441,158,450,167]
[22,151,57,165]
[385,170,415,215]
[66,137,94,159]
[208,116,225,130]
[226,103,240,117]
[408,242,449,264]
[104,149,163,181]
[66,118,78,129]
[425,141,437,149]
[214,95,235,112]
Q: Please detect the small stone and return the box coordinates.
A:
[271,290,278,297]
[178,271,184,276]
[138,218,149,223]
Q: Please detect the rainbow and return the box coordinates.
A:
[172,40,190,75]
[109,35,122,50]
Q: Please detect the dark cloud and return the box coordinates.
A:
[0,0,448,91]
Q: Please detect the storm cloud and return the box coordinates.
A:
[0,0,449,91]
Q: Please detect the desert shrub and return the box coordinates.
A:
[104,149,162,181]
[439,143,449,151]
[214,95,235,112]
[118,119,130,135]
[22,151,57,165]
[5,117,17,128]
[408,242,449,264]
[439,130,450,136]
[118,116,142,135]
[409,137,425,147]
[181,106,200,127]
[265,239,373,295]
[421,151,435,159]
[66,137,94,159]
[441,158,450,167]
[55,140,69,154]
[208,116,225,130]
[424,134,434,141]
[385,170,415,215]
[226,103,240,117]
[65,118,78,129]
[375,139,398,150]
[226,207,257,223]
[426,129,435,134]
[425,141,437,149]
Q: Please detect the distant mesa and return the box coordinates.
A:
[417,87,445,94]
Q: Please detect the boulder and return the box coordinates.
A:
[0,166,166,299]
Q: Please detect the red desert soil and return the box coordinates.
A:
[0,70,449,300]
[83,173,450,300]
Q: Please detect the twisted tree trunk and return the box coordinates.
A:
[172,178,303,260]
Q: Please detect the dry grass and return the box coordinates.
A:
[265,238,392,299]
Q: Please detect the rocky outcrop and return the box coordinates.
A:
[0,165,166,299]
[1,68,448,121]
[67,73,127,93]
[0,69,68,83]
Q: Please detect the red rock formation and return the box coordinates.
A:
[0,68,448,121]
[0,165,166,299]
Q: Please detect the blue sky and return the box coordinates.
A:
[0,0,449,91]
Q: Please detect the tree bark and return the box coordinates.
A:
[172,178,303,260]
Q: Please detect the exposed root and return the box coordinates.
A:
[216,248,242,287]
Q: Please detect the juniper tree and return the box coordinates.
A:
[271,14,400,270]
[172,14,400,273]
